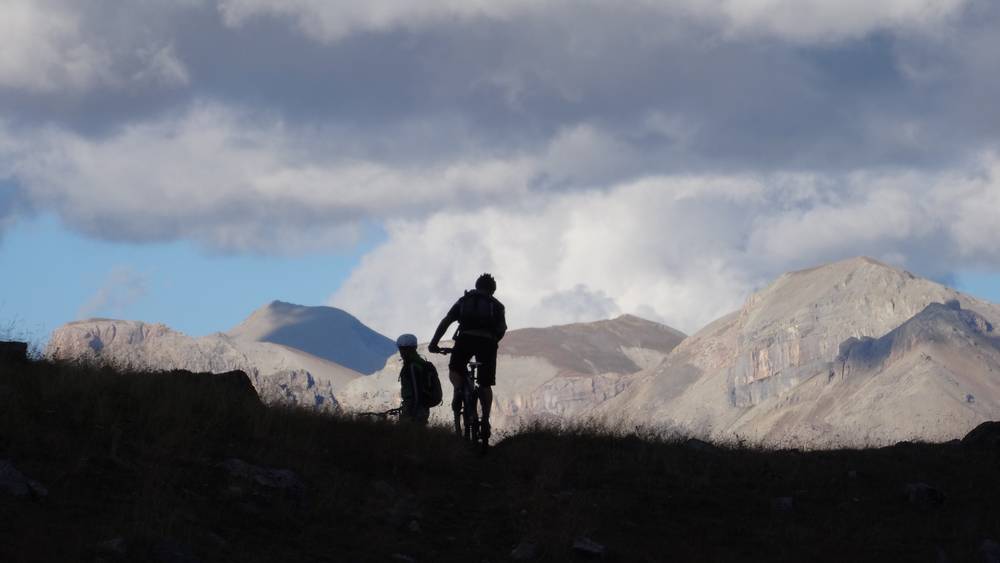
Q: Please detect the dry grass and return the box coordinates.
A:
[1,359,999,562]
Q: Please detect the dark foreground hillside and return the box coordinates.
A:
[2,358,1000,562]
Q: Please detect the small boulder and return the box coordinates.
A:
[0,341,28,364]
[684,438,720,453]
[0,459,47,499]
[962,422,1000,450]
[219,459,304,496]
[373,480,396,498]
[572,536,606,559]
[150,539,200,563]
[511,540,538,560]
[93,537,128,558]
[980,539,1000,563]
[771,496,795,514]
[905,482,946,508]
[168,370,261,406]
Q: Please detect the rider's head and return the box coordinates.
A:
[475,273,497,295]
[396,333,418,359]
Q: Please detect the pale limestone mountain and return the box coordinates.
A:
[596,257,1000,447]
[725,301,1000,446]
[339,314,686,429]
[46,317,365,409]
[500,314,686,376]
[227,301,395,374]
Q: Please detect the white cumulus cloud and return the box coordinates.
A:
[77,266,150,319]
[0,104,543,252]
[0,0,190,93]
[331,157,1000,338]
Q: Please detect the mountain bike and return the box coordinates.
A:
[437,348,489,452]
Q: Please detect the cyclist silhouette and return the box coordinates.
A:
[395,333,439,425]
[429,273,507,440]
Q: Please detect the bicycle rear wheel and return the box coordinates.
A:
[479,410,489,452]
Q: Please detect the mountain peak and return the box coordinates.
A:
[728,258,1000,405]
[264,299,317,309]
[746,256,924,315]
[784,256,905,280]
[613,313,654,324]
[500,314,685,376]
[227,301,394,374]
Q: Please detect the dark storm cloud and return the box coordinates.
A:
[2,0,1000,257]
[4,0,997,173]
[4,0,1000,333]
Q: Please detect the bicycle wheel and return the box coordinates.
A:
[471,389,481,443]
[465,386,478,442]
[453,407,463,438]
[478,396,489,452]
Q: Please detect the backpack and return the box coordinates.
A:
[407,359,442,409]
[458,290,496,331]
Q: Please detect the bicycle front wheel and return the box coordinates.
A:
[465,388,479,443]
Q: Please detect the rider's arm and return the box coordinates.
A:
[399,364,413,401]
[429,302,460,352]
[494,302,507,341]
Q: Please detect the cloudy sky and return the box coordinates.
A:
[2,0,1000,342]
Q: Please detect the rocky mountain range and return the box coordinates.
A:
[45,302,389,409]
[340,314,686,428]
[596,257,1000,447]
[49,299,687,425]
[45,257,1000,448]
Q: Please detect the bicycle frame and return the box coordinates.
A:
[459,361,482,444]
[436,347,489,451]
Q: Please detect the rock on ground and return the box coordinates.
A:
[0,459,47,499]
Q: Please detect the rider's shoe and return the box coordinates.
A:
[478,420,491,452]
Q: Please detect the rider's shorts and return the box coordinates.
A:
[449,335,498,386]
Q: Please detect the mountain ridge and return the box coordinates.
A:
[596,256,1000,447]
[43,257,1000,447]
[45,317,364,409]
[340,313,687,427]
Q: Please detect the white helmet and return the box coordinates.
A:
[396,333,418,348]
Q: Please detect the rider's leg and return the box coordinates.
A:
[449,368,464,410]
[449,367,464,432]
[478,385,493,437]
[479,386,492,420]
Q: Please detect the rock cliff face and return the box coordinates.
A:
[598,257,1000,447]
[725,301,1000,446]
[725,258,998,408]
[46,318,364,410]
[339,315,686,429]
